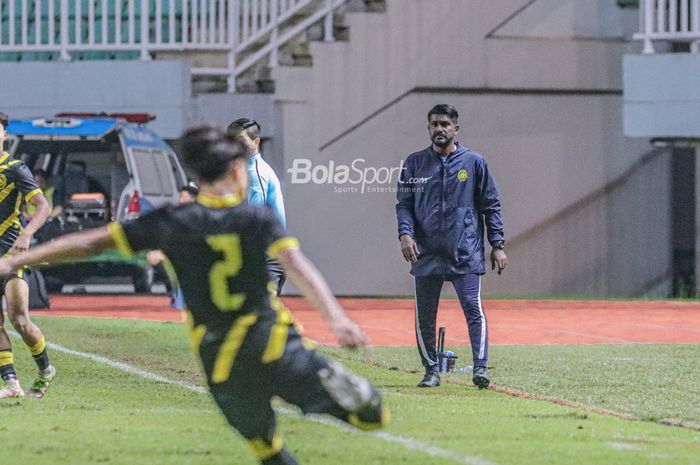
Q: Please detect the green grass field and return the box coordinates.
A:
[3,316,700,465]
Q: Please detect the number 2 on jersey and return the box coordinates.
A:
[206,234,245,311]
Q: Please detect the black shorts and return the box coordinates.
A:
[199,315,347,441]
[2,267,31,289]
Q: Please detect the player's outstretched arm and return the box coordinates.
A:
[12,193,50,254]
[277,247,369,349]
[0,226,115,276]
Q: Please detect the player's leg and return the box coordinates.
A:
[5,274,56,397]
[0,303,24,398]
[451,273,489,388]
[414,275,444,386]
[209,383,300,465]
[199,319,301,465]
[270,335,388,431]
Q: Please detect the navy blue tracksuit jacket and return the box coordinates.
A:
[396,143,504,277]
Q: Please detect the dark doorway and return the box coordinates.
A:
[671,147,696,297]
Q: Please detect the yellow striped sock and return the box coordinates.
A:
[248,435,283,460]
[0,350,13,367]
[28,336,46,356]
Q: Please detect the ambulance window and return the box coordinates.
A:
[168,153,186,190]
[153,151,175,198]
[131,149,163,196]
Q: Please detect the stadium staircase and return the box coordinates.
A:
[0,0,385,92]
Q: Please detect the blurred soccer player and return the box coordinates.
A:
[0,112,56,399]
[227,118,287,295]
[0,124,388,465]
[24,169,61,220]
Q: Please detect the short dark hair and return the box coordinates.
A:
[180,180,199,197]
[428,104,459,123]
[181,125,247,183]
[0,112,8,128]
[227,118,261,141]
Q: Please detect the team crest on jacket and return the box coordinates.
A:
[457,169,468,182]
[0,174,6,190]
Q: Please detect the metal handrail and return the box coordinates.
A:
[0,0,348,91]
[634,0,700,53]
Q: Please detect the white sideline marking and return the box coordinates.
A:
[11,333,496,465]
[43,340,209,394]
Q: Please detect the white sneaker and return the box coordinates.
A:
[0,379,25,398]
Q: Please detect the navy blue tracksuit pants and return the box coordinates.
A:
[415,273,488,372]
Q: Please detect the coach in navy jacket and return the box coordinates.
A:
[396,104,507,389]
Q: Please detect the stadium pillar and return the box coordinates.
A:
[694,144,700,297]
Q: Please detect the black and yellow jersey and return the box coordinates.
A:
[0,152,42,256]
[108,193,299,335]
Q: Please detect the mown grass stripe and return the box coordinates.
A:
[9,331,497,465]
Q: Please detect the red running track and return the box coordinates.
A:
[31,296,700,346]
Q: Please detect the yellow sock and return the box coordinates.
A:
[248,435,283,460]
[0,349,17,382]
[28,336,46,356]
[0,350,13,367]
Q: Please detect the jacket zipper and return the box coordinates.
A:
[440,159,447,274]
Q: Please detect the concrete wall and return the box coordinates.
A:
[273,0,666,297]
[0,59,283,174]
[186,93,282,173]
[624,53,700,138]
[279,91,663,296]
[493,0,638,39]
[0,60,191,139]
[0,0,669,297]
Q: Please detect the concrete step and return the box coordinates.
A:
[306,20,350,42]
[191,0,386,93]
[345,0,386,13]
[364,0,386,13]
